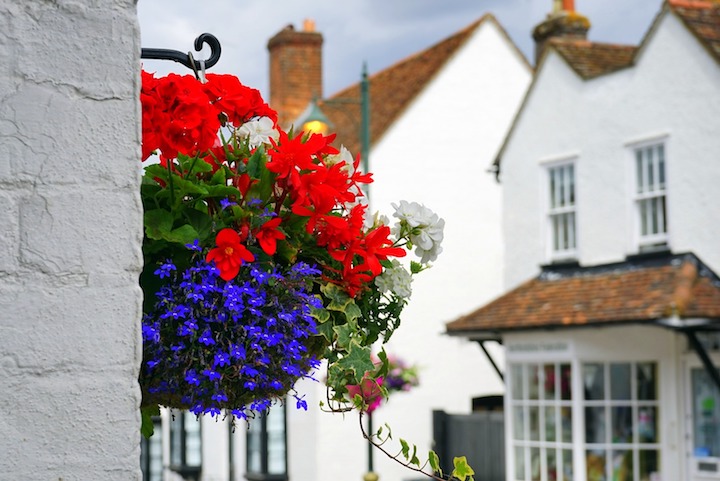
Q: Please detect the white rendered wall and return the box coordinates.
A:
[501,11,720,289]
[298,19,532,481]
[0,1,143,480]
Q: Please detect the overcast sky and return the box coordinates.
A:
[138,0,664,98]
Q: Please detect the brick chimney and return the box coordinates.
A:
[267,19,323,129]
[533,0,590,65]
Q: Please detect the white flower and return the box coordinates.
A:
[325,145,354,170]
[374,260,413,299]
[391,200,445,264]
[238,117,279,148]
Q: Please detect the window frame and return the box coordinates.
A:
[508,361,575,481]
[581,361,661,481]
[542,157,579,262]
[246,403,288,481]
[140,415,163,481]
[627,137,669,251]
[169,411,203,480]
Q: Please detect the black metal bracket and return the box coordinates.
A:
[477,340,504,383]
[141,33,222,72]
[686,329,720,392]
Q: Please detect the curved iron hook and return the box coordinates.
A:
[141,33,222,71]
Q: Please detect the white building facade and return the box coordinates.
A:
[448,2,720,481]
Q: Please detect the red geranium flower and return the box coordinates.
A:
[206,228,255,281]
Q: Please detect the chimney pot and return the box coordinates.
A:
[303,18,316,32]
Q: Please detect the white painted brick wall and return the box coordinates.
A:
[0,1,142,480]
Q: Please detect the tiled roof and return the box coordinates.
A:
[669,0,720,63]
[547,38,637,79]
[446,252,720,336]
[320,14,526,157]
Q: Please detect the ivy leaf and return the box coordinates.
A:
[376,349,389,378]
[144,209,173,240]
[140,404,160,439]
[428,450,441,475]
[400,439,410,459]
[336,341,373,383]
[333,324,354,349]
[452,456,475,481]
[322,283,353,312]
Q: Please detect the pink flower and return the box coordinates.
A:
[347,374,384,413]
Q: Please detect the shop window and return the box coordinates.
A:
[583,362,659,481]
[510,362,573,481]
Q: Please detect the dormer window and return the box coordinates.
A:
[634,143,667,249]
[547,162,577,260]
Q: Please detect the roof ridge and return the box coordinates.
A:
[669,0,720,9]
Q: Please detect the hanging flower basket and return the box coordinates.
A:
[139,70,444,420]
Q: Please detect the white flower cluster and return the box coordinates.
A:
[238,117,279,148]
[391,200,444,264]
[374,259,413,299]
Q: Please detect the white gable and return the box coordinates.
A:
[500,7,720,289]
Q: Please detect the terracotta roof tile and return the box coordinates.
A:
[320,15,506,157]
[669,0,720,63]
[446,253,720,335]
[547,38,637,79]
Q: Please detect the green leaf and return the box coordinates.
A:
[246,147,265,178]
[400,439,410,459]
[337,341,374,382]
[384,423,393,440]
[205,185,242,199]
[428,450,441,475]
[376,349,389,378]
[164,224,200,245]
[410,445,419,466]
[410,261,424,274]
[144,209,173,240]
[452,456,475,481]
[376,425,383,437]
[210,167,227,185]
[343,301,362,322]
[333,324,354,349]
[140,404,160,439]
[310,305,330,324]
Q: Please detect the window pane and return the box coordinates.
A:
[568,164,575,205]
[170,415,183,466]
[531,447,541,481]
[639,450,659,481]
[584,363,605,400]
[184,414,202,467]
[561,407,573,443]
[586,406,606,444]
[612,406,633,444]
[562,449,574,481]
[561,364,572,400]
[640,200,648,236]
[611,363,632,400]
[545,406,557,442]
[612,450,634,481]
[247,418,262,473]
[513,406,525,440]
[529,365,540,400]
[692,367,720,456]
[558,168,566,207]
[550,169,557,209]
[636,150,644,193]
[586,450,606,481]
[544,364,557,400]
[638,407,658,444]
[515,446,526,480]
[637,363,657,400]
[658,145,665,189]
[547,448,558,481]
[529,406,540,441]
[646,147,654,191]
[512,364,524,400]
